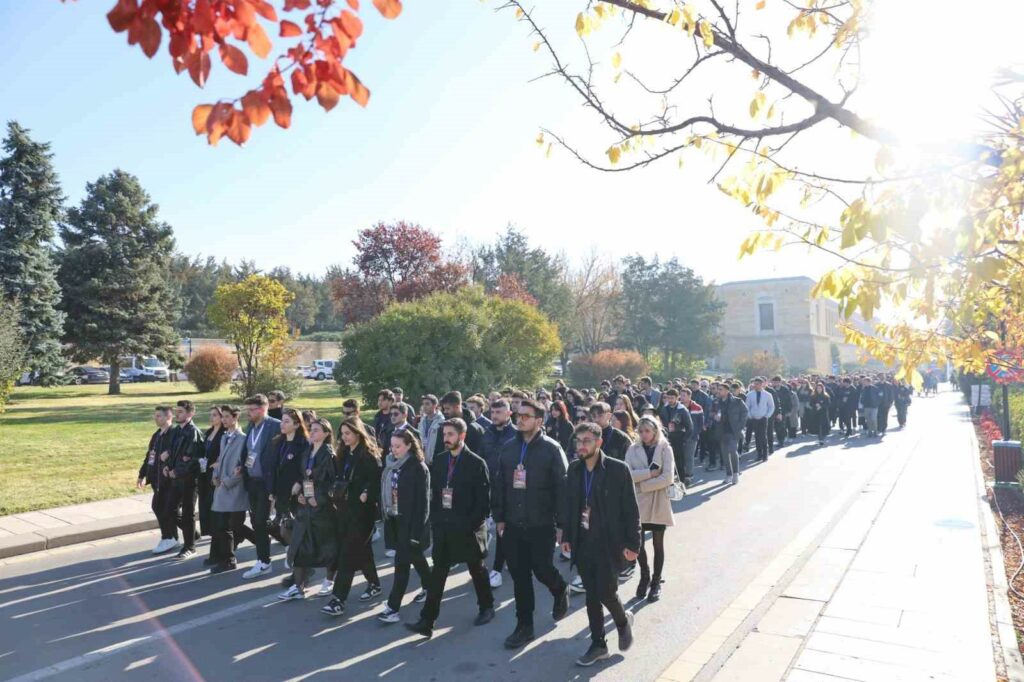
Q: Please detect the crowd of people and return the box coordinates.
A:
[137,372,912,667]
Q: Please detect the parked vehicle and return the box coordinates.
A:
[311,359,336,381]
[70,366,110,385]
[100,366,135,383]
[119,355,170,382]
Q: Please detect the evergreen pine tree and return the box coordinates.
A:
[0,122,66,383]
[59,170,178,394]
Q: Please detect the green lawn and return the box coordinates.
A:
[0,381,364,515]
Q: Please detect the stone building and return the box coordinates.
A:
[710,276,872,374]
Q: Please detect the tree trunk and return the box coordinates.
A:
[108,358,121,395]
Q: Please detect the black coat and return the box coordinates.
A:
[808,392,831,422]
[385,455,431,562]
[492,431,568,529]
[546,420,574,457]
[333,444,382,570]
[600,425,632,461]
[836,385,858,416]
[433,412,485,460]
[429,446,490,563]
[288,442,339,568]
[480,422,517,480]
[170,420,204,485]
[271,434,308,502]
[138,428,172,488]
[563,452,641,575]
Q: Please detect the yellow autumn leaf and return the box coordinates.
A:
[756,0,766,8]
[575,12,587,36]
[532,41,541,52]
[535,132,544,146]
[515,7,523,18]
[699,20,714,48]
[607,146,621,164]
[611,52,622,69]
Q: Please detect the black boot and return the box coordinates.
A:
[404,618,433,639]
[552,584,569,621]
[648,579,662,602]
[504,622,535,649]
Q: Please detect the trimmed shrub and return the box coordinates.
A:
[184,346,236,393]
[569,349,649,389]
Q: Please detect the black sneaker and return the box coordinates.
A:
[175,547,196,561]
[552,584,569,621]
[359,584,382,601]
[635,577,650,600]
[474,607,495,626]
[504,623,535,649]
[321,597,345,617]
[618,564,635,580]
[618,611,635,651]
[575,642,610,666]
[648,580,662,602]
[413,589,427,604]
[405,618,433,638]
[209,562,236,574]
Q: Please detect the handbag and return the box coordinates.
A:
[667,475,685,502]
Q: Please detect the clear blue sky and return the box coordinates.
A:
[1,1,1014,282]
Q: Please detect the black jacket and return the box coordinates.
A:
[600,425,632,461]
[546,419,574,457]
[170,420,204,484]
[433,413,485,460]
[480,421,517,480]
[138,428,172,488]
[563,452,641,575]
[808,392,831,420]
[859,385,881,408]
[271,434,308,502]
[836,385,858,415]
[492,431,568,529]
[429,446,490,562]
[774,384,795,414]
[333,443,382,570]
[386,455,431,560]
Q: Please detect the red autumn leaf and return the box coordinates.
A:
[225,110,252,145]
[219,43,248,75]
[268,94,292,128]
[252,0,278,22]
[347,0,360,9]
[106,0,136,33]
[345,69,370,107]
[316,81,340,111]
[279,19,302,37]
[283,0,311,10]
[187,50,211,87]
[372,0,402,20]
[234,0,257,27]
[291,68,315,99]
[241,90,272,126]
[138,16,161,58]
[191,104,213,135]
[206,102,234,145]
[246,22,272,58]
[339,10,363,40]
[192,0,215,34]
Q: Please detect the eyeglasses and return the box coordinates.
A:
[517,412,538,420]
[574,437,598,446]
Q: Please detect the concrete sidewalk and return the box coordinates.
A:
[0,494,156,559]
[660,390,1020,682]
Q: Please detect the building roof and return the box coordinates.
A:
[716,276,816,288]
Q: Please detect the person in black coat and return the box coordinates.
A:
[492,398,570,650]
[479,398,518,585]
[435,391,485,460]
[546,400,575,457]
[321,417,384,616]
[406,418,495,636]
[895,381,913,427]
[271,410,310,587]
[198,407,224,558]
[876,376,895,434]
[166,400,205,559]
[376,427,432,620]
[807,383,831,445]
[561,421,640,666]
[138,405,176,555]
[836,378,858,437]
[589,402,631,461]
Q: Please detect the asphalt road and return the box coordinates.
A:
[0,404,932,682]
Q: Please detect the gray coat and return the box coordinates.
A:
[212,428,248,512]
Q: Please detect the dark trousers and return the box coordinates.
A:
[153,482,180,540]
[492,532,506,573]
[503,524,567,626]
[895,402,908,426]
[197,475,214,538]
[421,532,493,623]
[246,482,272,563]
[179,480,197,551]
[774,416,787,448]
[331,553,380,601]
[815,412,830,441]
[578,559,627,645]
[697,430,712,464]
[750,418,769,460]
[212,510,253,565]
[839,412,855,436]
[877,403,891,433]
[385,518,431,611]
[706,433,720,468]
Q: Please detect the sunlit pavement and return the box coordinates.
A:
[1,406,945,682]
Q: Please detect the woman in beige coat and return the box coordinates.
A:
[624,415,676,602]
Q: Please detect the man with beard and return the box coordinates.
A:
[167,400,205,560]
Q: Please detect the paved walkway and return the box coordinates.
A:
[660,390,1010,682]
[0,494,155,558]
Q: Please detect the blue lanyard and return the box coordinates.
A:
[343,454,353,479]
[306,448,316,476]
[519,440,528,468]
[583,468,595,504]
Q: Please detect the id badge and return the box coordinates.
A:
[390,487,399,515]
[581,505,591,530]
[513,465,527,490]
[147,451,155,466]
[303,479,315,498]
[441,487,453,509]
[199,457,208,473]
[245,454,255,468]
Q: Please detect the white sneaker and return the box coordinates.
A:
[732,473,739,485]
[377,606,400,623]
[489,570,503,589]
[276,584,304,601]
[385,549,396,558]
[569,575,586,594]
[317,579,334,597]
[151,538,175,555]
[372,528,382,542]
[243,561,272,580]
